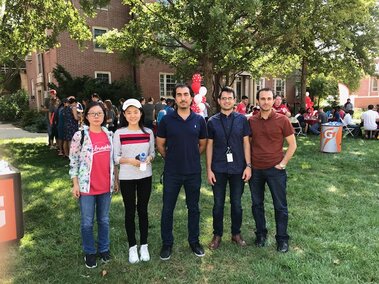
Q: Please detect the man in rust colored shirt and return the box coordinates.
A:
[248,88,297,253]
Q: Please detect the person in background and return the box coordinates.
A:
[43,89,59,148]
[156,83,207,261]
[206,86,251,250]
[235,95,249,115]
[248,88,297,253]
[104,100,116,132]
[273,94,291,118]
[139,97,146,106]
[344,98,354,112]
[154,97,166,120]
[361,104,379,138]
[91,93,101,103]
[114,99,155,264]
[309,107,328,135]
[343,110,361,137]
[69,101,116,269]
[63,97,79,157]
[332,106,341,122]
[142,97,155,130]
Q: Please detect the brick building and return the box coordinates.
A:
[349,59,379,109]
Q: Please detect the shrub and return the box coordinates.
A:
[0,89,29,121]
[20,110,47,133]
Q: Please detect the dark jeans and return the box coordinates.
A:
[120,177,152,247]
[249,167,289,243]
[212,172,244,237]
[161,173,201,246]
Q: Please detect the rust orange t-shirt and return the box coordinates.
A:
[87,131,111,195]
[248,110,294,169]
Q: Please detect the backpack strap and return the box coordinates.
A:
[80,129,85,146]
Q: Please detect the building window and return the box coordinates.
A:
[97,5,109,11]
[256,77,265,93]
[372,78,378,92]
[37,53,43,74]
[95,71,111,84]
[236,77,242,101]
[93,27,108,51]
[274,78,286,97]
[160,73,176,97]
[31,79,35,98]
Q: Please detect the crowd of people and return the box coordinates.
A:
[232,93,379,139]
[64,85,297,269]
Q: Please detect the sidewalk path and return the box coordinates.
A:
[0,122,46,139]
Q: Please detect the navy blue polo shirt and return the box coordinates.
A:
[157,110,207,175]
[207,112,251,174]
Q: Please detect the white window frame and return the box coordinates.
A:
[159,73,176,97]
[274,78,286,97]
[372,78,378,92]
[92,27,108,52]
[95,71,111,84]
[37,53,43,75]
[255,77,265,93]
[31,79,35,98]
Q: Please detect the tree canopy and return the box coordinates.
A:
[100,0,283,102]
[0,0,110,61]
[100,0,379,105]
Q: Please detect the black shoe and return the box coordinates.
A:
[99,250,111,263]
[254,236,267,247]
[190,242,205,257]
[277,241,289,253]
[160,245,172,260]
[84,254,97,268]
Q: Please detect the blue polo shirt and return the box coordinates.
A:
[157,110,207,175]
[207,112,251,174]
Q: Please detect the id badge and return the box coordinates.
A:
[227,153,234,163]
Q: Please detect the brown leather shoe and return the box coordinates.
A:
[231,234,247,247]
[208,235,222,250]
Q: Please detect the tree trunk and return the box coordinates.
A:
[300,57,308,109]
[202,59,215,110]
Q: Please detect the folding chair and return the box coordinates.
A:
[339,117,355,137]
[290,117,306,136]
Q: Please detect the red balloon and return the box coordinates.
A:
[191,103,200,113]
[201,96,206,103]
[192,73,202,83]
[191,82,201,94]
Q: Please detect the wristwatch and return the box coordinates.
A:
[246,163,252,168]
[279,163,286,169]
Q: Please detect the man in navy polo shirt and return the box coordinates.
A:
[156,83,207,260]
[206,86,252,250]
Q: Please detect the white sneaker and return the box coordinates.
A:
[129,245,139,264]
[140,244,150,261]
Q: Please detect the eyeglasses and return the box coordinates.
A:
[220,97,234,101]
[87,112,104,117]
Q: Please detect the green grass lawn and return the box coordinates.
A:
[0,136,378,283]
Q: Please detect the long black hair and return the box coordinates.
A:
[118,106,148,134]
[83,102,107,127]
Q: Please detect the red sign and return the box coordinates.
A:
[0,179,17,242]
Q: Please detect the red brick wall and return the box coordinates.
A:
[136,57,174,101]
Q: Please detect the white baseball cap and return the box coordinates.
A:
[122,98,142,111]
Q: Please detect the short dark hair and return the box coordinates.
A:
[256,88,273,100]
[172,83,193,98]
[218,86,235,99]
[274,94,282,99]
[83,102,107,127]
[241,95,248,100]
[368,104,374,110]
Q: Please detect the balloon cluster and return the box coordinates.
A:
[305,92,314,113]
[190,73,207,116]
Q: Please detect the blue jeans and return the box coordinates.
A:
[212,172,244,237]
[161,173,201,245]
[79,192,111,254]
[249,167,289,243]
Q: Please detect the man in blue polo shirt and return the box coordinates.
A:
[156,83,207,260]
[206,86,251,250]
